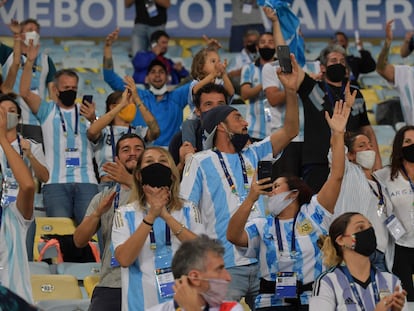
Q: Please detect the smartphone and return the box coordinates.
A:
[257,160,274,192]
[82,95,93,106]
[277,45,292,73]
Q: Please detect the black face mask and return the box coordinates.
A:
[326,63,346,83]
[402,144,414,163]
[58,90,77,107]
[259,48,276,61]
[140,163,172,188]
[246,43,257,54]
[230,133,250,153]
[352,227,377,257]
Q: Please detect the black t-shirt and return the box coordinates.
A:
[298,74,370,165]
[134,1,167,26]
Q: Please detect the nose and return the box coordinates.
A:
[222,269,232,282]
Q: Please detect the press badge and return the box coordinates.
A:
[264,107,272,122]
[242,1,253,14]
[275,272,297,299]
[65,148,80,167]
[146,0,158,18]
[155,267,175,298]
[385,214,406,241]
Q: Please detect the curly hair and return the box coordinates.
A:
[191,46,219,80]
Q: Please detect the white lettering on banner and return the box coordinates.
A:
[30,0,51,27]
[180,0,212,29]
[116,0,132,28]
[291,0,315,30]
[216,0,232,28]
[0,0,22,22]
[54,0,78,27]
[358,0,381,31]
[81,0,111,28]
[386,0,413,30]
[316,0,352,30]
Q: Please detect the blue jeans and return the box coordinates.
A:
[131,23,165,56]
[43,183,98,225]
[226,263,260,311]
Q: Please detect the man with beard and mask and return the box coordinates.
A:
[74,133,145,311]
[148,235,244,311]
[333,31,376,88]
[311,213,407,311]
[240,31,277,141]
[103,29,190,148]
[131,30,189,86]
[180,53,300,310]
[267,8,381,193]
[20,48,98,225]
[0,18,57,141]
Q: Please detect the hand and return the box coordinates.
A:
[144,186,170,219]
[179,141,196,164]
[105,28,119,47]
[80,99,96,123]
[102,157,134,184]
[277,53,299,92]
[344,81,357,109]
[173,276,201,311]
[248,173,272,203]
[385,20,394,44]
[20,138,32,157]
[325,100,350,134]
[26,39,40,62]
[8,19,21,35]
[124,76,138,101]
[96,191,117,217]
[263,6,278,22]
[173,62,183,72]
[203,34,221,50]
[404,31,414,42]
[0,106,8,139]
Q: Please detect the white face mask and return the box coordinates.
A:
[267,190,297,216]
[7,112,19,130]
[149,84,168,96]
[24,31,40,47]
[199,278,229,307]
[355,150,376,170]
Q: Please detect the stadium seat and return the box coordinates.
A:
[57,262,101,281]
[83,274,100,298]
[34,217,77,261]
[372,124,396,165]
[31,274,83,302]
[36,299,90,311]
[29,261,52,275]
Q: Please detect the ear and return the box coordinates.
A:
[187,270,202,287]
[52,83,59,97]
[194,107,201,117]
[347,151,356,162]
[216,122,226,133]
[288,190,299,200]
[335,235,345,248]
[320,64,327,74]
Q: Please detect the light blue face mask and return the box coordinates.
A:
[267,190,298,216]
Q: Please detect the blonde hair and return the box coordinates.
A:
[129,147,183,211]
[191,46,219,80]
[320,235,342,267]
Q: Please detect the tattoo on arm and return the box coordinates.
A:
[103,57,114,70]
[377,42,390,72]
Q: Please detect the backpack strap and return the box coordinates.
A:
[88,241,101,263]
[37,238,64,263]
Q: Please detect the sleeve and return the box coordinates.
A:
[46,56,57,84]
[85,192,104,217]
[173,206,205,236]
[29,140,47,167]
[174,82,191,109]
[262,62,282,90]
[242,218,264,258]
[103,68,126,92]
[111,208,133,250]
[358,50,376,74]
[132,52,154,71]
[298,73,317,100]
[301,196,333,233]
[354,89,370,127]
[309,275,337,311]
[240,64,252,86]
[179,156,203,204]
[35,100,54,123]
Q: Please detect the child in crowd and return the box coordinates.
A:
[181,46,235,149]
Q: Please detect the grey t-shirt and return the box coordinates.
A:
[85,186,131,288]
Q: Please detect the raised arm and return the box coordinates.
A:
[317,87,355,214]
[1,20,21,94]
[103,28,128,91]
[400,31,414,58]
[19,41,41,114]
[0,107,34,219]
[125,76,160,142]
[376,20,395,84]
[269,53,299,156]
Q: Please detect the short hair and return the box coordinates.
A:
[171,235,225,279]
[21,18,40,32]
[334,31,348,42]
[193,83,228,109]
[0,93,22,117]
[319,44,346,66]
[115,133,145,157]
[53,69,79,85]
[105,91,123,113]
[150,30,169,45]
[243,29,260,39]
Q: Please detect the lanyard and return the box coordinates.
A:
[368,176,385,208]
[57,105,79,136]
[113,183,121,211]
[274,213,299,255]
[109,126,132,161]
[149,221,171,250]
[401,165,414,192]
[213,149,248,196]
[325,81,346,109]
[340,265,380,310]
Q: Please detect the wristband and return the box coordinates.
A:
[142,218,153,227]
[174,223,185,237]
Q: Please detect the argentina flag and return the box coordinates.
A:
[257,0,306,67]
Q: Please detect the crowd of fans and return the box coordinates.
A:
[1,1,414,310]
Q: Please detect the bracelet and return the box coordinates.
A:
[136,100,143,108]
[174,223,185,237]
[142,218,153,227]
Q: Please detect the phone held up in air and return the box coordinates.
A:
[257,160,275,192]
[277,45,292,73]
[82,95,93,106]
